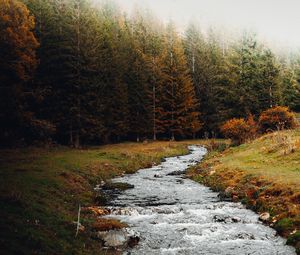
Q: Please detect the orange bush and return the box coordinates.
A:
[258,106,296,133]
[220,118,251,145]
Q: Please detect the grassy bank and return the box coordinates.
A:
[0,140,218,255]
[0,142,188,254]
[188,129,300,254]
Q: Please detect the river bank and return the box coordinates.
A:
[0,140,216,254]
[188,129,300,254]
[102,146,295,254]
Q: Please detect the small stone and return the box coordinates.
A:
[259,212,270,222]
[167,170,186,176]
[213,215,225,222]
[232,216,241,223]
[96,229,127,247]
[94,184,101,190]
[209,170,216,175]
[291,229,297,235]
[128,235,140,248]
[225,186,234,195]
[94,229,140,248]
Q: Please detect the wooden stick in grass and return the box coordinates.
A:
[75,204,81,237]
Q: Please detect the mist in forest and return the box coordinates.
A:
[114,0,300,50]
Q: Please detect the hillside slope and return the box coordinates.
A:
[189,129,300,254]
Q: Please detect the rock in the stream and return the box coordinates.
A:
[213,215,241,223]
[95,229,139,248]
[167,170,186,176]
[96,229,127,247]
[128,235,140,248]
[102,182,134,191]
[235,232,255,240]
[94,181,106,190]
[259,212,270,222]
[154,174,162,178]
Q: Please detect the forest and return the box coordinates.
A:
[1,0,300,147]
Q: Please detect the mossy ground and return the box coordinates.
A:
[0,140,221,255]
[188,128,300,254]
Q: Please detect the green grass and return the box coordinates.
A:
[188,128,300,253]
[217,129,300,189]
[0,140,220,255]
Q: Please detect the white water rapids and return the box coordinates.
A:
[104,146,296,255]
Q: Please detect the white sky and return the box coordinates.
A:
[113,0,300,49]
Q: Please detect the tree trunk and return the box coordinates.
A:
[70,124,73,146]
[75,131,80,149]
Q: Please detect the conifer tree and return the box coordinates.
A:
[159,23,201,139]
[281,59,300,111]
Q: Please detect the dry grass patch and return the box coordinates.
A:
[92,218,128,232]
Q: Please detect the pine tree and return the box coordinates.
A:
[158,22,201,139]
[96,2,130,143]
[258,49,281,109]
[280,59,300,111]
[232,33,282,117]
[184,25,233,135]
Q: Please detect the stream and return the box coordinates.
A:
[104,146,296,255]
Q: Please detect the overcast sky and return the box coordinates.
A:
[113,0,300,49]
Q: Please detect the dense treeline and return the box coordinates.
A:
[1,0,300,147]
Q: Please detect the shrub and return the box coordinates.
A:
[220,118,250,145]
[258,106,297,133]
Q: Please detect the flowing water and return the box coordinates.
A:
[104,146,296,255]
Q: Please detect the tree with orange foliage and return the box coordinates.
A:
[0,0,39,82]
[0,0,40,145]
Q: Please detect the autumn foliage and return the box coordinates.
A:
[0,0,39,82]
[220,114,258,144]
[221,107,297,145]
[221,118,249,144]
[0,0,40,145]
[258,106,297,133]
